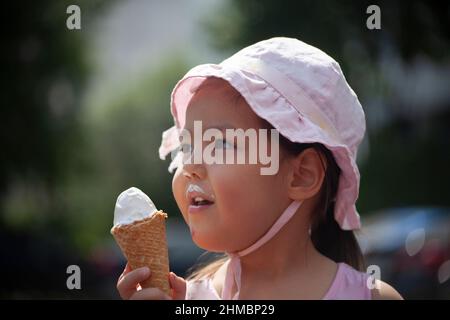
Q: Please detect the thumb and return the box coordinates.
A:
[169,272,187,300]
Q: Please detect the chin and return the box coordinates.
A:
[190,231,229,253]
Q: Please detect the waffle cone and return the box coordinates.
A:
[111,211,170,295]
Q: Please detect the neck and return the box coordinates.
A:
[238,200,323,280]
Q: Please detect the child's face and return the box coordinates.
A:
[172,81,293,253]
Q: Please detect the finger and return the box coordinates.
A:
[129,287,172,300]
[169,272,187,300]
[117,267,150,300]
[118,263,132,282]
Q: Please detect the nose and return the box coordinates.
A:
[182,162,206,180]
[180,140,207,180]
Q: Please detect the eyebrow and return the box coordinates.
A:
[183,123,237,133]
[204,124,236,130]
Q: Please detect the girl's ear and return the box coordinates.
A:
[287,148,327,200]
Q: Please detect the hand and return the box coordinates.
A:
[116,263,187,300]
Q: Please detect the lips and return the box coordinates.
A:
[188,198,214,215]
[186,184,215,214]
[190,196,214,206]
[187,191,215,206]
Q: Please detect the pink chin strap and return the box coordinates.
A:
[221,200,303,299]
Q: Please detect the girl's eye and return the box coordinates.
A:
[180,143,192,154]
[214,139,234,150]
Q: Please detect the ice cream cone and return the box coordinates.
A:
[111,210,170,296]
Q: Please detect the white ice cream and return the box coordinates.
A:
[113,187,158,227]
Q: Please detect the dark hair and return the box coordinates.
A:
[278,133,365,271]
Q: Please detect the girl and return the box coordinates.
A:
[116,37,403,300]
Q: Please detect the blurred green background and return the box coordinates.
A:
[1,0,449,299]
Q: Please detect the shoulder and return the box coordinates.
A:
[211,259,228,296]
[371,280,403,300]
[323,263,371,300]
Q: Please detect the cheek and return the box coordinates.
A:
[172,168,189,224]
[210,165,285,250]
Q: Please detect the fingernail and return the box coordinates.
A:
[141,267,150,276]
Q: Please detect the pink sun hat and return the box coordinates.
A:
[159,37,366,230]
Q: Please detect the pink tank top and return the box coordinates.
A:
[185,262,372,300]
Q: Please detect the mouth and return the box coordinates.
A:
[186,187,215,214]
[190,196,214,207]
[189,196,215,215]
[186,184,215,213]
